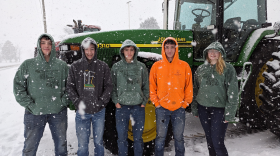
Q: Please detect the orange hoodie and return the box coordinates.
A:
[149,37,193,111]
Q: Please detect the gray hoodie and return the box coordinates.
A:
[66,37,113,114]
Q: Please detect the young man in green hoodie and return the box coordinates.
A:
[13,34,70,156]
[111,39,149,156]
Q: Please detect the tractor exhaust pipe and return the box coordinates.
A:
[163,0,169,30]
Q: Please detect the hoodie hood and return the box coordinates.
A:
[81,37,98,61]
[36,33,56,63]
[119,39,139,64]
[203,41,226,61]
[161,37,179,63]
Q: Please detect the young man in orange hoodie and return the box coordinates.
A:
[149,37,193,156]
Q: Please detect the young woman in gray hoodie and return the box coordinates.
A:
[192,42,238,156]
[111,39,149,156]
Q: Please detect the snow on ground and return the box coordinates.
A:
[1,67,280,156]
[0,62,21,67]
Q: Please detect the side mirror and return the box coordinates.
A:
[273,21,280,31]
[261,23,272,28]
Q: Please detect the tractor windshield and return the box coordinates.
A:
[174,0,216,30]
[174,0,217,60]
[222,0,267,61]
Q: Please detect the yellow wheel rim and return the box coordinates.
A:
[255,58,272,107]
[127,99,157,142]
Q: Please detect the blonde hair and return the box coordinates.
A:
[207,53,226,75]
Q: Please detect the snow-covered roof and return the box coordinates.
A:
[61,31,101,41]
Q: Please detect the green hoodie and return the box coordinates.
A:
[13,33,70,115]
[191,42,238,122]
[111,39,149,106]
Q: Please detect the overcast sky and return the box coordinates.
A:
[0,0,279,61]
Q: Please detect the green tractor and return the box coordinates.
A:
[58,0,280,155]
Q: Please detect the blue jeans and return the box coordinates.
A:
[22,108,67,156]
[75,108,106,156]
[115,104,145,156]
[155,107,185,156]
[198,104,228,156]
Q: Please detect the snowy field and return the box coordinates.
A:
[0,66,280,156]
[0,62,21,67]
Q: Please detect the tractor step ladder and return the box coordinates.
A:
[230,62,252,123]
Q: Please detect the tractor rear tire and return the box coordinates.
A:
[259,51,280,137]
[239,40,280,136]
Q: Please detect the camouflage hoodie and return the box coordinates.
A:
[111,39,149,106]
[66,37,113,114]
[191,42,239,122]
[13,33,70,115]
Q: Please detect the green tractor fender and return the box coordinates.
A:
[233,27,276,66]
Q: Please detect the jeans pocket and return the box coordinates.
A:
[24,113,35,129]
[58,107,67,115]
[25,109,32,114]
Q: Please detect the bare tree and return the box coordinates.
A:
[1,40,16,62]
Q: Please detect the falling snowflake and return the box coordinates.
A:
[212,28,218,34]
[191,41,197,47]
[78,101,86,119]
[130,115,135,126]
[188,53,192,58]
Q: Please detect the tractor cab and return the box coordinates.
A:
[174,0,268,61]
[67,19,101,34]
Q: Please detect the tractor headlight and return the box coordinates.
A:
[60,45,68,51]
[70,45,80,51]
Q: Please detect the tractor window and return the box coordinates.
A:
[222,0,266,61]
[175,0,216,30]
[174,0,217,60]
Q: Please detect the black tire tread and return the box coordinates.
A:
[259,51,280,137]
